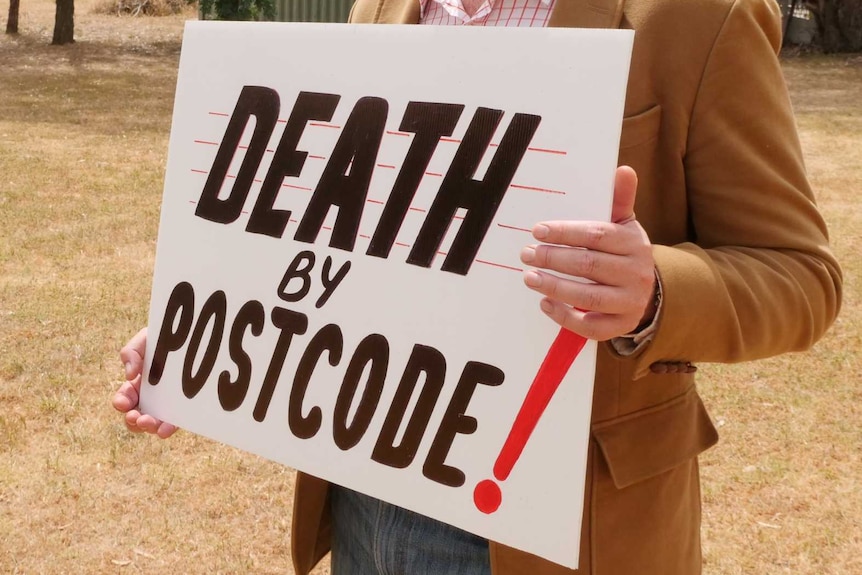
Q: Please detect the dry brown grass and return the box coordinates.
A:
[0,2,860,574]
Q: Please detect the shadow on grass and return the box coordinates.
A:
[1,30,182,135]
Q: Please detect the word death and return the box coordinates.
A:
[196,86,542,275]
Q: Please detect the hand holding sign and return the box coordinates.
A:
[520,165,657,341]
[473,168,652,514]
[114,328,178,439]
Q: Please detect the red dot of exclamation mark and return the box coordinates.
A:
[474,479,503,514]
[474,327,588,514]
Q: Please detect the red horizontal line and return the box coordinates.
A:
[282,184,312,191]
[528,147,567,155]
[440,137,460,143]
[488,143,567,155]
[387,131,411,137]
[367,199,384,205]
[311,122,341,129]
[395,242,411,248]
[309,155,326,160]
[498,223,532,233]
[323,226,333,231]
[277,119,287,124]
[409,207,427,213]
[425,172,443,177]
[237,145,275,153]
[208,112,229,117]
[476,259,523,272]
[191,169,207,175]
[510,184,566,195]
[359,234,371,239]
[437,251,448,256]
[290,219,299,223]
[194,140,219,146]
[377,164,396,169]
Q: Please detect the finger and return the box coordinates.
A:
[135,414,163,434]
[156,421,178,439]
[521,244,640,287]
[539,298,641,341]
[112,376,141,413]
[611,166,638,224]
[530,220,646,256]
[124,410,145,433]
[525,272,637,315]
[120,394,178,438]
[120,328,148,380]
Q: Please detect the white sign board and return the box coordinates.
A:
[141,21,632,568]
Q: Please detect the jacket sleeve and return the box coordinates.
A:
[625,0,843,378]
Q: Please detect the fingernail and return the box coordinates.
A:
[524,270,542,287]
[520,246,536,264]
[540,299,554,314]
[533,224,550,240]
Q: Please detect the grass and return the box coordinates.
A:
[1,2,860,574]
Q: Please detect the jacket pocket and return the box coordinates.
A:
[591,386,717,489]
[619,104,662,150]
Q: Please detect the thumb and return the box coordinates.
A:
[611,165,638,224]
[119,327,148,380]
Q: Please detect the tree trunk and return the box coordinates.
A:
[838,0,862,51]
[784,0,801,47]
[52,0,75,45]
[6,0,20,34]
[813,0,862,52]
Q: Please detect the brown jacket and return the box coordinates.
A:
[290,1,843,574]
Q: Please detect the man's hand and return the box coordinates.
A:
[112,327,178,439]
[520,166,657,341]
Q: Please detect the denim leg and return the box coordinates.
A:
[331,484,382,574]
[330,485,492,575]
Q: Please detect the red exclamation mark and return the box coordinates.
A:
[473,327,588,514]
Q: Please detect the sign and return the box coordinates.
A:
[141,21,633,567]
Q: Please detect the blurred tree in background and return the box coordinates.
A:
[812,0,862,52]
[200,0,274,21]
[784,0,862,52]
[53,0,75,44]
[6,0,19,34]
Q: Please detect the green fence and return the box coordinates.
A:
[275,0,355,22]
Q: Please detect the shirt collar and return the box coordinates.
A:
[420,0,552,25]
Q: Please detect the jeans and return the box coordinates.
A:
[330,485,492,575]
